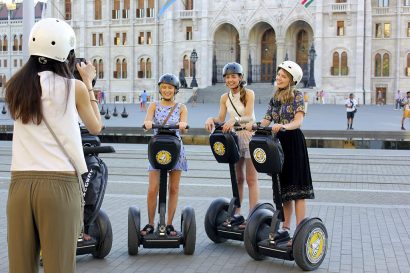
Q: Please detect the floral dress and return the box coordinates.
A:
[148,102,188,171]
[264,90,314,201]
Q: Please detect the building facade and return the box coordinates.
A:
[1,0,410,104]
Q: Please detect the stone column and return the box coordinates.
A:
[240,40,249,79]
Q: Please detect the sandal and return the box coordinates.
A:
[222,214,245,227]
[166,225,177,236]
[140,224,154,236]
[239,220,247,230]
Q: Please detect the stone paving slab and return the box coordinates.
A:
[1,142,410,272]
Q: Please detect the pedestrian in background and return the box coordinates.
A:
[401,91,410,130]
[395,90,403,110]
[5,18,102,273]
[140,90,148,112]
[345,93,358,130]
[304,92,309,114]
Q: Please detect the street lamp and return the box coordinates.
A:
[190,49,198,88]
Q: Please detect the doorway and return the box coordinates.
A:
[375,87,386,105]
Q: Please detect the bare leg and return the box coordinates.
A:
[245,158,259,212]
[147,171,160,226]
[167,170,181,226]
[294,199,307,226]
[234,158,245,215]
[282,200,293,229]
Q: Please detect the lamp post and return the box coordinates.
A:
[190,49,198,88]
[308,44,317,88]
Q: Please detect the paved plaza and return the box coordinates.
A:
[1,141,410,273]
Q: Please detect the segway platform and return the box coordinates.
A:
[142,232,182,248]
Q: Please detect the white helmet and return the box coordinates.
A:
[29,18,76,62]
[277,61,303,86]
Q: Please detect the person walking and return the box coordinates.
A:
[401,91,410,130]
[345,93,358,130]
[205,62,258,229]
[5,18,102,273]
[141,73,188,236]
[395,90,403,110]
[140,90,148,112]
[246,60,314,245]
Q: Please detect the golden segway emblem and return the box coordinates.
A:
[156,150,172,165]
[253,148,267,164]
[213,142,225,156]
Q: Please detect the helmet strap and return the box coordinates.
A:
[38,57,47,64]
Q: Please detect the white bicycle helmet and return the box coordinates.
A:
[29,18,76,62]
[277,61,303,86]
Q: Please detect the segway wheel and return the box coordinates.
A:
[293,218,328,271]
[248,202,275,220]
[244,208,273,261]
[90,210,113,259]
[128,206,141,256]
[204,198,230,243]
[181,206,196,255]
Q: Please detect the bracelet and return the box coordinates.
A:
[90,99,98,104]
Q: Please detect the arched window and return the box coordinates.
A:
[114,58,121,78]
[136,0,144,18]
[65,0,71,20]
[112,0,120,19]
[0,39,3,52]
[3,35,8,51]
[406,53,410,76]
[183,55,190,77]
[341,52,348,75]
[13,35,18,51]
[146,58,152,78]
[122,58,127,78]
[93,59,99,78]
[375,53,382,77]
[99,59,104,78]
[95,0,102,20]
[185,0,193,10]
[123,0,130,18]
[138,58,146,78]
[331,52,339,75]
[19,35,22,51]
[382,53,389,76]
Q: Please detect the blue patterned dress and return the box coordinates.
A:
[264,90,314,201]
[148,102,188,171]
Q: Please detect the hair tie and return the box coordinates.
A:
[38,57,47,64]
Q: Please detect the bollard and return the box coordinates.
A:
[121,106,128,118]
[104,108,111,119]
[1,105,6,114]
[100,105,106,115]
[113,106,118,117]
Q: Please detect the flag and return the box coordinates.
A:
[157,0,177,19]
[301,0,314,8]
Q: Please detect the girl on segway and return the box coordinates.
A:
[246,60,315,246]
[205,62,259,229]
[141,73,188,236]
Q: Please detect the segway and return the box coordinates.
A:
[76,128,115,259]
[244,124,327,271]
[128,124,196,255]
[204,123,274,243]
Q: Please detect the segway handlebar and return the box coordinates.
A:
[213,121,243,130]
[142,124,190,130]
[83,145,116,155]
[251,123,286,134]
[80,125,106,135]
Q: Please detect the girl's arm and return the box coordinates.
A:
[205,94,228,132]
[75,80,102,135]
[179,104,188,133]
[143,102,156,130]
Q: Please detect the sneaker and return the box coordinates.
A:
[401,126,406,130]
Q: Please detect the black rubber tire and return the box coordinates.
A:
[244,208,273,261]
[91,210,113,259]
[181,206,196,255]
[248,202,275,220]
[127,206,141,256]
[204,198,230,243]
[293,218,328,271]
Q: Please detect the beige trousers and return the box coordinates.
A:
[7,171,82,273]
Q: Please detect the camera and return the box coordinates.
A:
[73,58,97,87]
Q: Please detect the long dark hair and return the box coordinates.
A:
[5,50,75,125]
